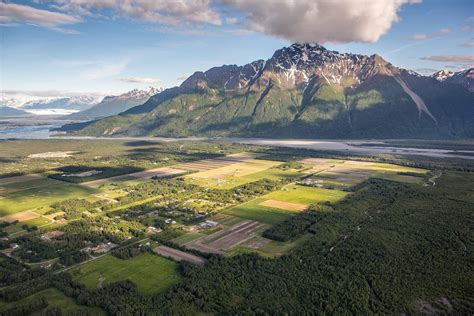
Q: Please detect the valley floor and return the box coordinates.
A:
[0,138,472,314]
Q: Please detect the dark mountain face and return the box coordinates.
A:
[71,43,474,139]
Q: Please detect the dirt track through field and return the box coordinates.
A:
[153,246,206,266]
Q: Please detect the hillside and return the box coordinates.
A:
[0,106,30,117]
[69,43,474,139]
[67,87,161,120]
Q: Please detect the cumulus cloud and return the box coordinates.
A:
[421,55,474,63]
[0,2,80,32]
[118,77,162,84]
[222,0,421,43]
[50,0,221,26]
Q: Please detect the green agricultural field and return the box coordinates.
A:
[70,253,182,294]
[225,185,347,224]
[224,198,297,224]
[171,232,206,245]
[0,288,105,315]
[264,184,348,204]
[185,159,285,189]
[0,178,98,215]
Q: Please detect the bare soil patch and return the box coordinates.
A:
[259,199,308,211]
[186,220,267,254]
[153,246,206,266]
[28,151,78,158]
[0,210,39,223]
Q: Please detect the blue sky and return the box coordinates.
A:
[1,0,473,97]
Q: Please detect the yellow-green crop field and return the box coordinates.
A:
[0,177,98,215]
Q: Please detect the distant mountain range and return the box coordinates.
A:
[0,106,30,117]
[60,43,474,139]
[66,87,162,120]
[21,96,101,115]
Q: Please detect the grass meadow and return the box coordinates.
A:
[70,253,182,294]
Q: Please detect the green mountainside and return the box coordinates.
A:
[67,44,474,139]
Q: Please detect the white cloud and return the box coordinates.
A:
[421,55,474,63]
[50,0,221,26]
[119,77,162,84]
[463,25,474,32]
[225,17,239,25]
[462,41,474,47]
[79,59,129,80]
[0,2,79,32]
[438,28,452,34]
[222,0,421,43]
[408,34,432,41]
[52,58,129,80]
[465,16,474,22]
[408,28,452,41]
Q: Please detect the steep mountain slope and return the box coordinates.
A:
[443,69,473,92]
[67,87,161,120]
[72,44,474,139]
[0,106,30,117]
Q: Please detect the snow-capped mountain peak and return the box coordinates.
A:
[123,87,163,99]
[432,69,455,81]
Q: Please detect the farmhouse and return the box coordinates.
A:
[146,226,162,234]
[40,230,65,242]
[88,242,118,254]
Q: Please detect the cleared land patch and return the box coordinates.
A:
[0,210,39,223]
[82,167,184,188]
[70,253,182,294]
[154,246,206,265]
[225,185,347,224]
[175,152,257,171]
[259,199,308,211]
[185,159,282,188]
[185,220,267,254]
